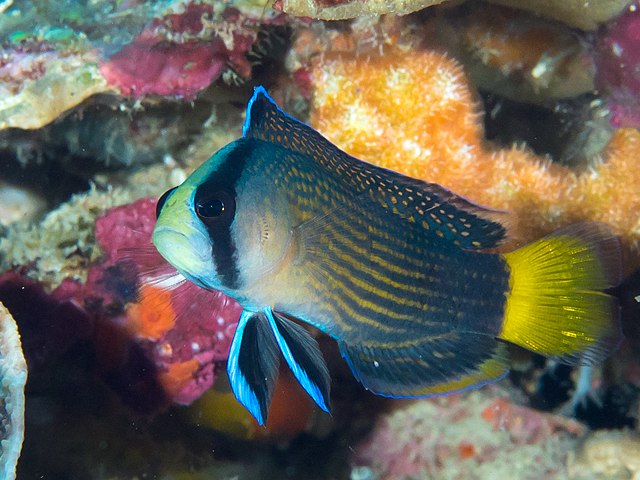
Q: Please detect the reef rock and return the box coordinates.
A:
[0,46,109,130]
[280,0,447,20]
[567,429,640,479]
[489,0,632,30]
[0,302,27,480]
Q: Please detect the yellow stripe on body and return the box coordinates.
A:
[304,259,402,333]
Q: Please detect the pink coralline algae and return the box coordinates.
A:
[595,2,640,129]
[352,390,586,479]
[100,3,269,98]
[0,198,242,411]
[89,197,242,408]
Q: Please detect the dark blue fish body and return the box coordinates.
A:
[153,87,622,424]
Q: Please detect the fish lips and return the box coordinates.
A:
[152,226,216,286]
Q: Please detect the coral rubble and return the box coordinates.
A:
[0,302,27,480]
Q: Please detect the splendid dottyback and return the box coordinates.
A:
[153,86,623,425]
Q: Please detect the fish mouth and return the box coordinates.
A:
[152,226,213,276]
[152,226,190,251]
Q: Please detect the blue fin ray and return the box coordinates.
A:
[227,310,280,425]
[265,308,332,413]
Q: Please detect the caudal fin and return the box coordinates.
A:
[499,223,622,365]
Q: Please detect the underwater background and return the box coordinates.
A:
[0,0,640,478]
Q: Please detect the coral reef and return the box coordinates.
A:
[567,429,640,479]
[0,302,27,480]
[0,0,283,130]
[352,388,585,479]
[0,181,162,289]
[1,1,639,478]
[99,2,279,98]
[309,49,640,271]
[595,2,640,129]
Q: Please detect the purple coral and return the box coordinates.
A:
[595,2,640,128]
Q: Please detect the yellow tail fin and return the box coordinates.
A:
[499,223,622,365]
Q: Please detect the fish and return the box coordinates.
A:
[153,86,623,425]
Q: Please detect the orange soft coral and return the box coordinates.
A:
[126,284,176,340]
[310,50,640,270]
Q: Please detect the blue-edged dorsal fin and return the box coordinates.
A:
[227,309,280,426]
[264,308,332,414]
[339,334,509,398]
[243,86,507,249]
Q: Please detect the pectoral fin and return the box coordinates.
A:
[265,308,332,414]
[227,310,280,425]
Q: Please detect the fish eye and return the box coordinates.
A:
[195,189,235,224]
[156,187,177,219]
[197,198,225,218]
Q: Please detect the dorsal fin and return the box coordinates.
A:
[244,86,508,249]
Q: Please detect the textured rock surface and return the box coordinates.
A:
[0,302,27,480]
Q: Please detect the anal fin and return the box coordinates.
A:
[339,333,509,398]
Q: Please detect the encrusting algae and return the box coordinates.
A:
[310,49,640,271]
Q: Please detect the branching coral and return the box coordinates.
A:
[309,49,640,271]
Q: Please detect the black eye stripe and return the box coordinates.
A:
[156,187,177,219]
[193,140,253,290]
